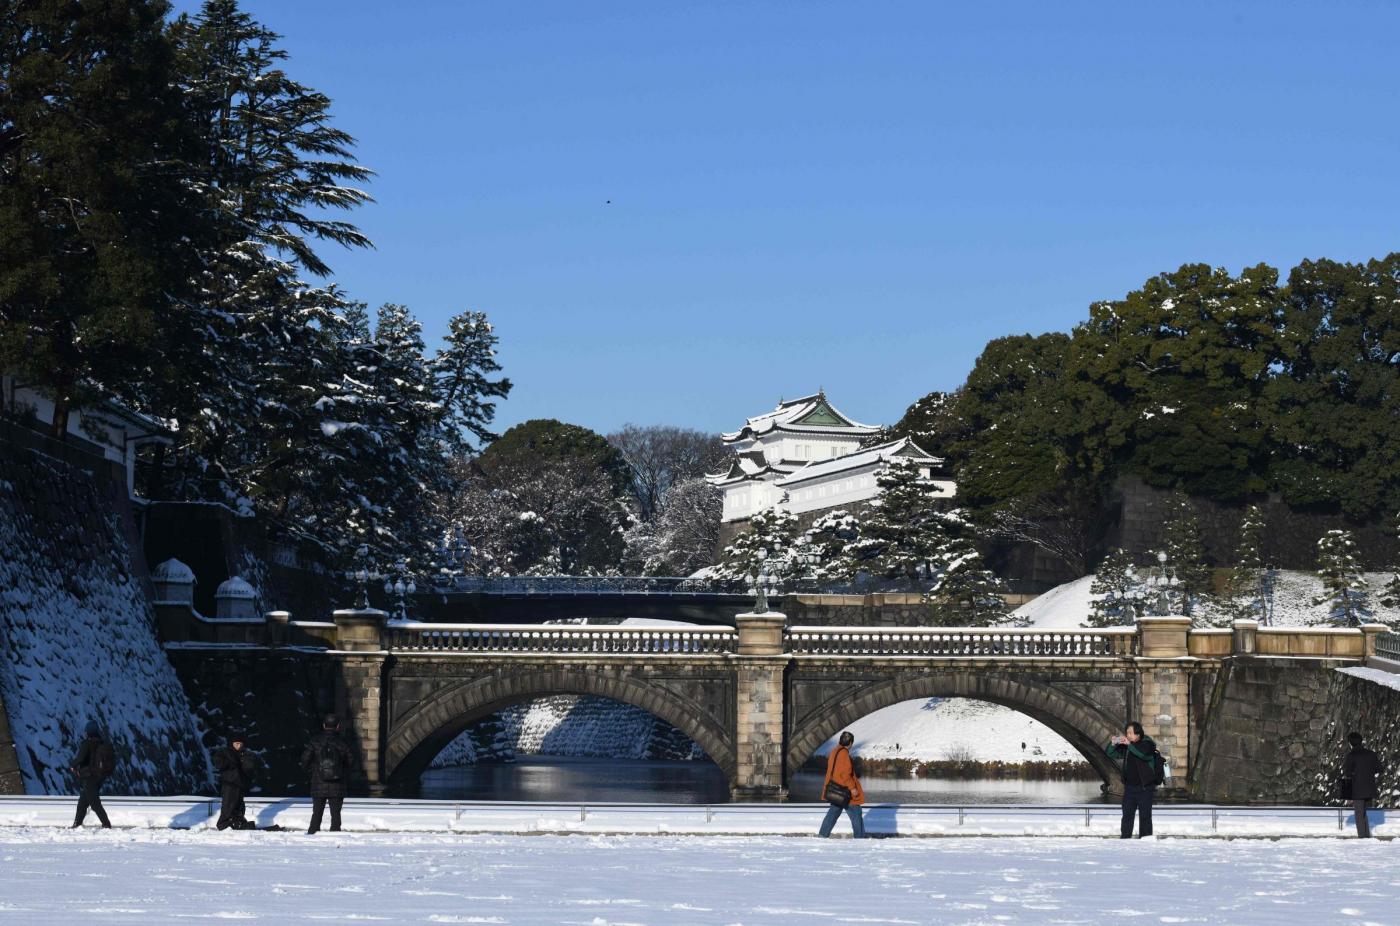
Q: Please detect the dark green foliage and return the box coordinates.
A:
[1268,256,1400,519]
[0,0,214,435]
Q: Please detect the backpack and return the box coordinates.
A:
[317,740,344,782]
[94,742,117,780]
[1150,748,1168,788]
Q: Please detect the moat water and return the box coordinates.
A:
[418,757,1105,804]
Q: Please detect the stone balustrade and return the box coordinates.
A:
[383,621,738,655]
[787,626,1139,658]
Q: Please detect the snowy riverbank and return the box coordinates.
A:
[0,796,1388,839]
[0,829,1396,925]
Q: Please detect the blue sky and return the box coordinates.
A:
[173,1,1400,437]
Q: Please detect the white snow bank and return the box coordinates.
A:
[0,796,1387,840]
[4,830,1398,926]
[818,697,1086,763]
[1337,666,1400,693]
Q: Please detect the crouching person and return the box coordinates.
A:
[303,714,352,834]
[818,731,866,839]
[213,735,256,830]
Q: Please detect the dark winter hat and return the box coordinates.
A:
[322,714,340,730]
[84,721,100,737]
[229,732,245,744]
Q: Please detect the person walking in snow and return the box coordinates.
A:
[302,714,353,834]
[69,720,115,829]
[1107,721,1161,838]
[818,731,866,838]
[1342,731,1382,838]
[213,734,256,830]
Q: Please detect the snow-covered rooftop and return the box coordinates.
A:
[777,437,942,487]
[720,392,879,443]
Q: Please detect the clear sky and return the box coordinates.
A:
[172,0,1400,438]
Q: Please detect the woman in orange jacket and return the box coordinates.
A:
[818,730,866,838]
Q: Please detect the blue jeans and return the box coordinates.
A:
[1121,784,1154,838]
[819,803,865,838]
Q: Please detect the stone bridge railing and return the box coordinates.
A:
[383,622,737,655]
[787,626,1138,657]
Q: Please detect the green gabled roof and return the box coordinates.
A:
[789,397,850,428]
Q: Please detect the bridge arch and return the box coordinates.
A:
[786,673,1125,787]
[384,668,736,791]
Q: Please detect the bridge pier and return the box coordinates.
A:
[1136,617,1194,783]
[732,611,789,801]
[334,608,390,795]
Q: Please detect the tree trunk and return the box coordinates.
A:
[50,395,70,441]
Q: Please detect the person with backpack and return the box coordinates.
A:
[1107,720,1162,838]
[68,720,114,829]
[1342,731,1383,838]
[817,731,866,838]
[302,714,353,835]
[212,734,257,831]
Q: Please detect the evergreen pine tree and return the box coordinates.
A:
[1159,493,1214,620]
[1089,548,1145,627]
[1378,511,1400,614]
[0,0,215,435]
[799,510,861,585]
[714,507,799,584]
[1222,504,1271,625]
[1312,530,1372,626]
[925,526,1011,626]
[845,458,950,588]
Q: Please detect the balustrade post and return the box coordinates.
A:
[1359,623,1389,661]
[333,608,388,653]
[1231,620,1259,656]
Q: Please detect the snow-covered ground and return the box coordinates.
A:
[0,830,1395,925]
[2,796,1387,838]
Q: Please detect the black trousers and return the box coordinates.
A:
[74,779,110,827]
[308,796,344,834]
[1121,784,1154,838]
[217,783,247,830]
[1354,799,1372,838]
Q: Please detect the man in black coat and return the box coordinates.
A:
[302,714,353,834]
[212,735,256,831]
[1107,720,1160,838]
[69,720,114,828]
[1343,731,1383,838]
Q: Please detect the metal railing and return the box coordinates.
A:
[1375,630,1400,662]
[386,621,738,655]
[787,626,1139,657]
[433,576,751,596]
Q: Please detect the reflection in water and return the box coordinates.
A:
[420,757,730,804]
[789,771,1106,805]
[420,757,1105,805]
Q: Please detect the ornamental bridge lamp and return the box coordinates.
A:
[383,563,417,621]
[746,549,784,614]
[347,545,383,611]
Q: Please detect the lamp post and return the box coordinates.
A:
[346,545,383,611]
[1147,550,1174,616]
[746,550,783,614]
[383,562,418,621]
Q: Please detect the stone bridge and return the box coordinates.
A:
[156,591,1394,802]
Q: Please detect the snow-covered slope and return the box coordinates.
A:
[431,695,703,767]
[0,452,210,794]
